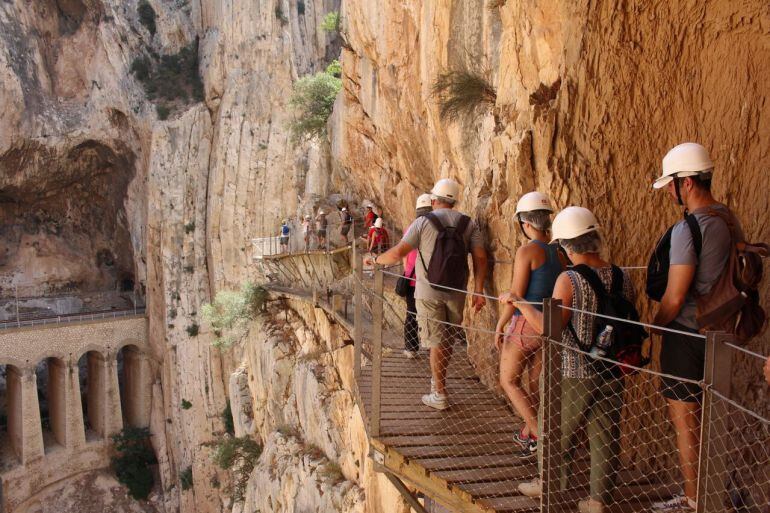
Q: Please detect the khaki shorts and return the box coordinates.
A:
[416,296,466,348]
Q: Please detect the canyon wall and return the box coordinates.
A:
[334,0,770,408]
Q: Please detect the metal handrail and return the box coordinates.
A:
[0,308,146,330]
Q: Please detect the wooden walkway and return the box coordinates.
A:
[267,280,677,513]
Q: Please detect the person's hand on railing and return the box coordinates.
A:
[471,292,486,312]
[498,291,520,305]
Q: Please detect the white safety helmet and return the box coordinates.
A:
[551,206,600,242]
[416,193,432,210]
[304,214,311,220]
[514,192,553,216]
[430,178,460,202]
[653,142,714,189]
[318,210,326,215]
[374,218,383,228]
[341,207,347,212]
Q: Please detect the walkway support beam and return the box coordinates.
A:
[542,298,563,513]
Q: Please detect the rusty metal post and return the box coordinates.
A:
[371,265,384,437]
[353,252,363,379]
[696,331,733,513]
[542,298,563,513]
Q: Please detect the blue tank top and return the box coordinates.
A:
[522,240,562,310]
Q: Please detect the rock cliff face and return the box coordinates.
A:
[2,0,769,512]
[334,0,770,402]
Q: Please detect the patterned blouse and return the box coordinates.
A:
[561,267,636,379]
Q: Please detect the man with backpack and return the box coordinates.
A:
[647,143,746,513]
[374,178,487,410]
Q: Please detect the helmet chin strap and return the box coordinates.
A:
[517,218,531,240]
[673,176,685,208]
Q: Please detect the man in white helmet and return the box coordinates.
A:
[315,210,328,251]
[375,178,488,410]
[648,142,744,513]
[339,206,353,243]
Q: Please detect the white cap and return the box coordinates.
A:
[341,207,347,211]
[653,142,714,189]
[374,218,383,228]
[416,193,432,209]
[551,206,600,242]
[318,210,326,215]
[431,178,460,202]
[304,214,311,219]
[515,192,553,216]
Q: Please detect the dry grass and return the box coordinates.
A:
[487,0,507,8]
[431,70,497,123]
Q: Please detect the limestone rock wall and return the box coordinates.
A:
[334,0,770,408]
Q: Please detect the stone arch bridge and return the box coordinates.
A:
[0,314,150,512]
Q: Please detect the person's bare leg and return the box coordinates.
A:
[667,398,701,500]
[527,348,542,434]
[500,343,538,436]
[431,342,454,395]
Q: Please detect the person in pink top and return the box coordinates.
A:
[402,194,432,358]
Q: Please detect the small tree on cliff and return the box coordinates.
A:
[432,70,497,124]
[287,61,342,142]
[201,282,267,348]
[111,427,157,500]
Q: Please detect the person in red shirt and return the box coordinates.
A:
[368,218,389,254]
[364,205,378,229]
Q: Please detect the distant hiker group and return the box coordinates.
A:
[373,142,768,513]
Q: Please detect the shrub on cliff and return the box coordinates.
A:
[432,70,497,123]
[204,435,262,502]
[201,282,267,348]
[288,64,342,142]
[137,0,157,36]
[321,11,340,33]
[111,427,156,500]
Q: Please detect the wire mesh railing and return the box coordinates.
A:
[348,260,770,513]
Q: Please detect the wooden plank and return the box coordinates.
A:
[416,454,528,471]
[479,494,540,513]
[379,408,514,421]
[433,465,537,484]
[376,403,514,414]
[379,418,517,436]
[379,433,516,447]
[397,443,523,459]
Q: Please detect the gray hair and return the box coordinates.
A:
[518,210,552,232]
[432,195,456,206]
[558,231,602,254]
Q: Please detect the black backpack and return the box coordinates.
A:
[646,214,701,301]
[418,213,471,291]
[569,265,649,377]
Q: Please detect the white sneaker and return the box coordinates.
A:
[403,349,418,359]
[578,498,604,513]
[421,391,449,410]
[651,494,696,512]
[517,478,542,498]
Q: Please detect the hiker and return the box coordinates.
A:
[364,204,378,230]
[316,210,329,251]
[279,219,290,253]
[511,207,633,513]
[339,207,353,243]
[368,218,390,254]
[374,178,488,410]
[399,193,433,358]
[647,143,745,513]
[302,215,313,252]
[496,192,563,457]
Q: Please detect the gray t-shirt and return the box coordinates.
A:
[402,208,484,301]
[670,204,742,329]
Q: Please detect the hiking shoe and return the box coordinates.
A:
[514,427,530,448]
[527,437,538,454]
[578,499,605,513]
[651,494,696,512]
[421,392,449,410]
[403,349,418,359]
[517,478,542,498]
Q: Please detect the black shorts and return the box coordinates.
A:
[659,322,705,403]
[340,224,351,236]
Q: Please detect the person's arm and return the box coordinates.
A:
[470,245,488,312]
[375,240,414,265]
[495,302,516,350]
[511,272,573,334]
[651,264,695,331]
[496,246,533,347]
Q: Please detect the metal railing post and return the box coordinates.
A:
[371,264,384,438]
[542,298,563,513]
[15,285,20,328]
[353,253,363,379]
[696,331,733,513]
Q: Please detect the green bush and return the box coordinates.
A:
[204,436,262,502]
[275,5,288,24]
[111,427,157,500]
[181,399,192,410]
[184,221,195,234]
[180,466,193,491]
[431,70,497,123]
[130,56,151,82]
[325,59,341,78]
[201,282,267,348]
[321,11,340,33]
[222,401,235,435]
[138,0,157,36]
[186,323,199,337]
[183,265,194,273]
[288,68,341,141]
[156,104,170,120]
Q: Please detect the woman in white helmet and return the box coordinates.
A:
[508,206,635,513]
[496,192,563,457]
[368,217,390,254]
